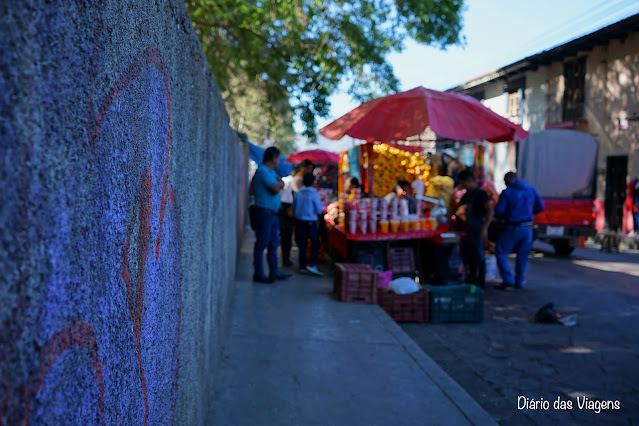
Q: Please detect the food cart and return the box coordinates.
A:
[320,86,529,288]
[324,141,461,285]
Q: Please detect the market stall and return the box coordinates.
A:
[320,86,529,287]
[325,142,461,285]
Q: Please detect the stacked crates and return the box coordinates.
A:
[377,289,430,322]
[334,263,378,304]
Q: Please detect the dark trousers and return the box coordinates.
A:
[253,208,281,278]
[461,235,485,288]
[295,219,319,268]
[633,211,639,232]
[280,203,294,261]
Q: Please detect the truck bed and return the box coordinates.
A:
[535,199,595,228]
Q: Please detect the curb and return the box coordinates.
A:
[370,305,498,426]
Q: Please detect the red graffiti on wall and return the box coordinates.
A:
[94,45,181,425]
[20,319,105,425]
[13,44,182,425]
[121,167,152,424]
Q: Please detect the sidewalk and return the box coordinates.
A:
[208,232,496,426]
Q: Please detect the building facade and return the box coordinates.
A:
[451,14,639,232]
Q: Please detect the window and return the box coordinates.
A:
[563,57,586,122]
[507,77,525,124]
[507,91,521,123]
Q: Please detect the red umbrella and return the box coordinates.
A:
[319,86,528,143]
[286,149,340,164]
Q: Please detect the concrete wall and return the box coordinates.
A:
[545,61,564,125]
[0,1,245,424]
[602,33,639,180]
[541,35,639,197]
[523,68,547,132]
[479,87,516,192]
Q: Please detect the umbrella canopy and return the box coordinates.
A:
[286,149,340,164]
[243,137,292,177]
[319,86,528,143]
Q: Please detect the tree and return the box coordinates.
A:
[186,0,465,141]
[226,74,297,154]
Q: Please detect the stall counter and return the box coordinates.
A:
[328,225,454,259]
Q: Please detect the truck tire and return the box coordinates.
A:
[552,239,575,256]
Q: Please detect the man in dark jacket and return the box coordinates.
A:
[458,169,494,288]
[494,172,544,289]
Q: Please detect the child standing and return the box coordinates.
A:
[293,172,324,276]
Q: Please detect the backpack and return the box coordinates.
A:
[534,303,561,323]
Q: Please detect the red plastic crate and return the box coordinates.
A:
[377,288,429,322]
[386,247,416,277]
[334,263,378,304]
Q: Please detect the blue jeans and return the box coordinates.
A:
[633,212,639,233]
[295,219,319,268]
[253,208,281,278]
[495,225,533,287]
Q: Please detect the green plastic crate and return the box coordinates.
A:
[426,284,484,323]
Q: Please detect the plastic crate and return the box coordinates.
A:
[334,263,378,304]
[377,288,429,322]
[355,248,385,272]
[426,284,484,323]
[386,247,416,277]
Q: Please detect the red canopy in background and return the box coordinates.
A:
[386,143,423,153]
[319,86,528,143]
[286,149,340,164]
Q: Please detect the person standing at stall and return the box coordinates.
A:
[252,147,291,283]
[279,174,295,267]
[292,159,314,192]
[343,177,362,200]
[384,180,418,214]
[626,176,639,236]
[293,172,325,276]
[494,172,544,290]
[457,169,494,288]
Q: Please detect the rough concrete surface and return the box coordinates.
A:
[0,1,244,424]
[210,233,497,426]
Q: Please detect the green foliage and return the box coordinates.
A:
[225,74,297,154]
[186,0,464,142]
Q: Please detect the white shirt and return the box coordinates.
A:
[280,176,294,204]
[412,179,426,198]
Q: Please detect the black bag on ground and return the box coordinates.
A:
[534,303,561,323]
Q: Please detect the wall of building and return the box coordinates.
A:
[477,85,516,192]
[523,68,548,132]
[604,33,639,179]
[545,61,565,125]
[0,1,244,424]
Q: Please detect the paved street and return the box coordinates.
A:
[401,242,639,426]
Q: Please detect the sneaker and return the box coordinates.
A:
[305,265,324,277]
[271,272,292,280]
[253,274,275,284]
[282,259,294,267]
[495,282,515,291]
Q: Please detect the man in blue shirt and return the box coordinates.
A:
[494,172,545,290]
[252,147,291,283]
[293,172,325,276]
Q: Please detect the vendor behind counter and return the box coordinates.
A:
[384,180,417,214]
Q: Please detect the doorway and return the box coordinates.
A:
[604,155,628,230]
